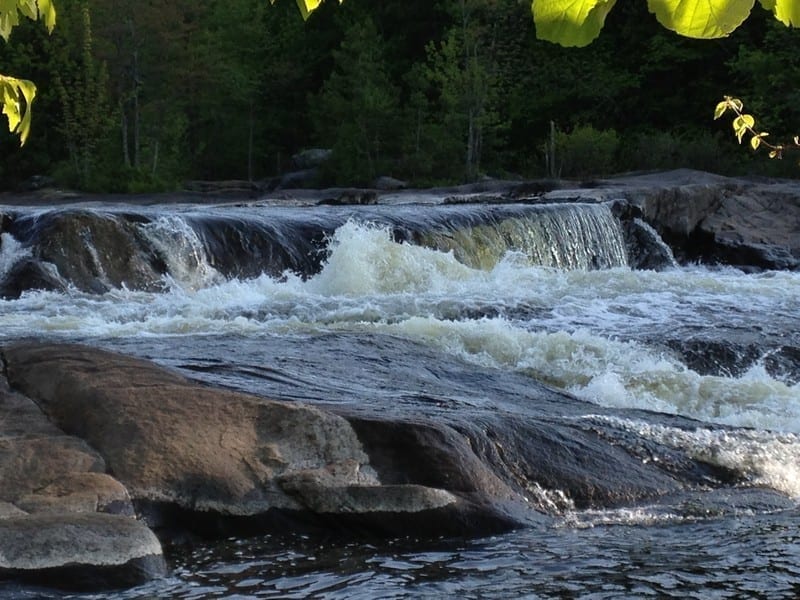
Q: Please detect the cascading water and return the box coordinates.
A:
[0,202,636,296]
[417,203,629,270]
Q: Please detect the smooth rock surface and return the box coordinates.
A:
[2,342,519,538]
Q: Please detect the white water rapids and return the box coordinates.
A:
[2,220,799,436]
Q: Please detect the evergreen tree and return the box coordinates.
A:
[312,17,400,185]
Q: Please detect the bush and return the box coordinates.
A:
[618,130,746,175]
[551,125,620,178]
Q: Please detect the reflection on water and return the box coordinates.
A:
[5,509,797,599]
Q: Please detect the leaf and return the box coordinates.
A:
[0,74,36,145]
[531,0,618,48]
[279,0,344,21]
[732,114,755,131]
[733,114,754,144]
[0,0,21,41]
[750,135,761,150]
[713,100,729,119]
[37,0,56,32]
[648,0,756,39]
[759,0,800,26]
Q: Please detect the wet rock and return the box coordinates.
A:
[0,375,163,591]
[0,513,166,591]
[318,189,378,206]
[7,210,165,293]
[2,342,521,538]
[0,258,67,298]
[615,170,800,270]
[621,218,678,271]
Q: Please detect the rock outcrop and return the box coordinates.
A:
[1,339,793,591]
[0,370,167,590]
[1,342,524,541]
[607,170,800,271]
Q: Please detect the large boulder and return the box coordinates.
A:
[1,342,523,538]
[610,170,800,270]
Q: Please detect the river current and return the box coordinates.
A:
[1,197,799,598]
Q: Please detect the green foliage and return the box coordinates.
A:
[2,0,799,191]
[715,96,800,160]
[52,2,112,188]
[550,124,619,178]
[619,129,744,174]
[0,0,55,144]
[312,17,400,185]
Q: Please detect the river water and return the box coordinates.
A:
[0,197,799,598]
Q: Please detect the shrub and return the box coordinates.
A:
[551,125,620,178]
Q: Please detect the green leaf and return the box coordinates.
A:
[37,0,56,32]
[274,0,343,21]
[0,0,21,42]
[648,0,755,39]
[713,100,729,119]
[760,0,800,26]
[0,74,36,145]
[732,114,755,131]
[531,0,618,48]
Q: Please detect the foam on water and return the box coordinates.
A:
[583,415,800,498]
[307,221,477,296]
[2,221,799,436]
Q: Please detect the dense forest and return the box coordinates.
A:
[0,0,799,192]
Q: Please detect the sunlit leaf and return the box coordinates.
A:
[0,74,36,144]
[37,0,56,32]
[531,0,617,47]
[750,135,761,150]
[274,0,344,21]
[713,100,729,119]
[732,114,755,131]
[759,0,800,27]
[648,0,755,39]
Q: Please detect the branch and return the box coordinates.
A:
[714,96,800,159]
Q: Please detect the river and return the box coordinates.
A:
[0,194,798,598]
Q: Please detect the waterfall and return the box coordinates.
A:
[416,203,629,270]
[0,201,670,297]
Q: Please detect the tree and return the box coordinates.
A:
[0,0,56,144]
[421,0,503,181]
[312,16,400,184]
[52,1,111,188]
